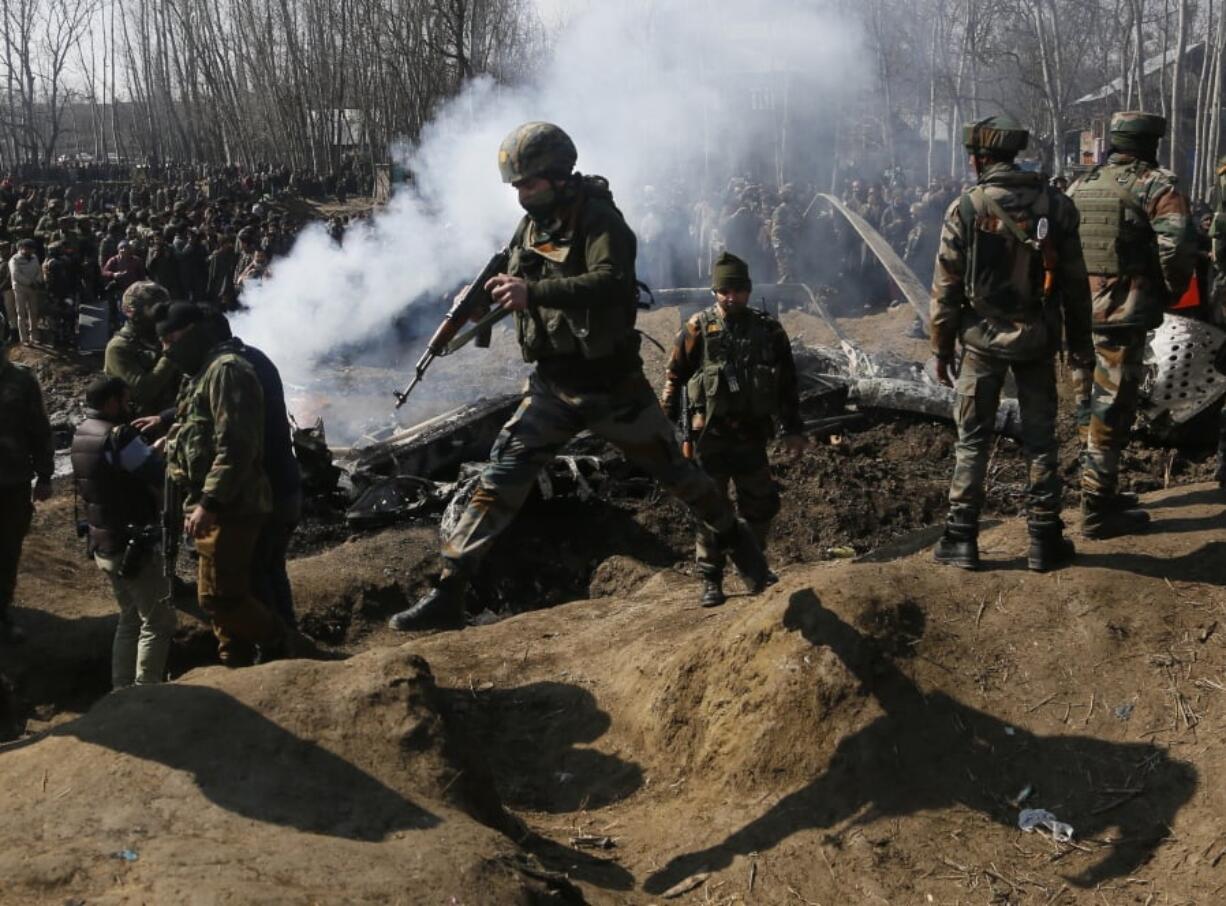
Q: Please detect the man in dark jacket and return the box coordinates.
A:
[71,376,176,686]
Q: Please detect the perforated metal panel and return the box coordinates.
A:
[1141,314,1226,424]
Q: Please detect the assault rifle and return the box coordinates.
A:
[679,386,695,460]
[161,466,181,605]
[393,248,511,409]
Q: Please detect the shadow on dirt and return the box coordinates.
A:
[1079,541,1226,587]
[444,680,644,814]
[643,588,1198,895]
[47,684,439,841]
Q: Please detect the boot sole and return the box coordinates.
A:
[700,597,727,608]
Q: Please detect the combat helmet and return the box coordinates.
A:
[498,122,578,184]
[962,115,1029,153]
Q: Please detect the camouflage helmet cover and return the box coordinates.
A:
[121,280,170,320]
[962,115,1029,152]
[1109,111,1167,139]
[498,122,578,184]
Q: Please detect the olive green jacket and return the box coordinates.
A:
[509,176,641,382]
[104,323,182,417]
[166,340,270,516]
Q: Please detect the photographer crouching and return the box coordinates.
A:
[71,375,176,688]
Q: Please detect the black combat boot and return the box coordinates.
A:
[1082,493,1150,539]
[933,512,980,570]
[719,519,771,594]
[388,573,467,632]
[1027,517,1076,572]
[700,574,726,608]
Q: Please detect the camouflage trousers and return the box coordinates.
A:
[1078,329,1147,497]
[443,370,738,572]
[948,350,1061,520]
[694,433,780,579]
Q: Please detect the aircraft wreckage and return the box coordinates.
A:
[338,203,1226,529]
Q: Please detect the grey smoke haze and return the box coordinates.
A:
[234,0,866,432]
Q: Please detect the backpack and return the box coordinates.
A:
[958,186,1055,322]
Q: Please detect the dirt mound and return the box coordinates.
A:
[0,648,590,905]
[397,483,1225,903]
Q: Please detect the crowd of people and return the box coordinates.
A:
[0,165,368,352]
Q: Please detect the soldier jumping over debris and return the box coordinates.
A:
[387,122,772,632]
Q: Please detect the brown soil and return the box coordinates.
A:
[4,484,1225,904]
[4,305,1225,904]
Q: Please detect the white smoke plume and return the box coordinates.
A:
[234,0,867,437]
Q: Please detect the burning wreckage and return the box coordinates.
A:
[323,200,1226,534]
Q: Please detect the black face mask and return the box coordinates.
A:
[163,324,213,375]
[520,185,559,222]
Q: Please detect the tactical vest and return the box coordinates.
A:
[686,307,781,425]
[1068,162,1156,277]
[509,190,637,363]
[71,416,157,557]
[958,185,1051,324]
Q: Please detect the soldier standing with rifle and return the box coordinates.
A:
[931,115,1094,572]
[661,252,804,607]
[1068,113,1196,536]
[387,122,771,632]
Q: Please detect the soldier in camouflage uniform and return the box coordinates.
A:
[661,252,804,606]
[159,303,285,666]
[0,312,54,643]
[388,123,771,632]
[104,281,182,417]
[769,185,803,284]
[931,115,1094,572]
[1068,112,1196,536]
